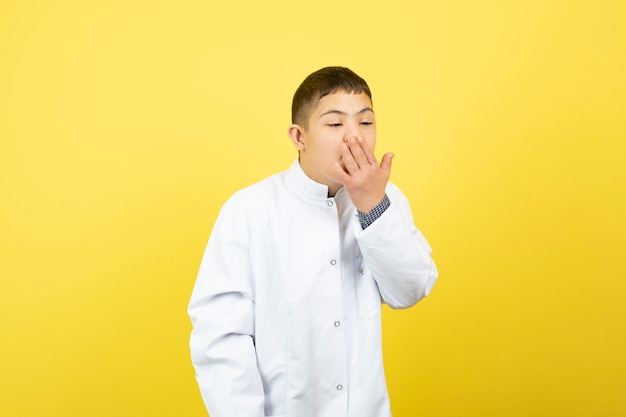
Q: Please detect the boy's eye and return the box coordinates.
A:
[360,121,373,125]
[327,123,343,127]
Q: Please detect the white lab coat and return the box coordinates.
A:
[188,160,437,417]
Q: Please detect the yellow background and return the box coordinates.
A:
[1,0,624,416]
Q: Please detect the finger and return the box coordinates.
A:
[334,156,348,174]
[335,161,350,183]
[341,142,359,174]
[347,137,369,168]
[380,152,394,176]
[356,136,378,165]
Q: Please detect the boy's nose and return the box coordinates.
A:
[344,122,362,138]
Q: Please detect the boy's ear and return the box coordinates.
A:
[288,124,306,151]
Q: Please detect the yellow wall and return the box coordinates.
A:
[1,1,624,416]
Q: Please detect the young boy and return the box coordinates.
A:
[188,66,438,417]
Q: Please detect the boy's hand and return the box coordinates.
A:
[335,136,394,213]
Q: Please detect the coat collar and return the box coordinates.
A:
[285,159,348,202]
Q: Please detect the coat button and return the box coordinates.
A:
[334,321,341,327]
[327,200,334,207]
[330,259,337,265]
[336,384,343,390]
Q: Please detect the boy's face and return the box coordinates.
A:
[289,91,376,196]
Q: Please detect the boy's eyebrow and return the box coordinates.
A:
[319,107,374,118]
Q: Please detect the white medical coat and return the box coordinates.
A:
[188,160,438,417]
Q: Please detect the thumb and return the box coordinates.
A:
[380,152,394,175]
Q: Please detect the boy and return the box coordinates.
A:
[188,66,438,417]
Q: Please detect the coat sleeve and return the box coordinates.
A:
[188,194,265,417]
[354,183,438,309]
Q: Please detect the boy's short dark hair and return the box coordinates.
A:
[291,66,372,128]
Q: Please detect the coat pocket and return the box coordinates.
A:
[354,256,382,319]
